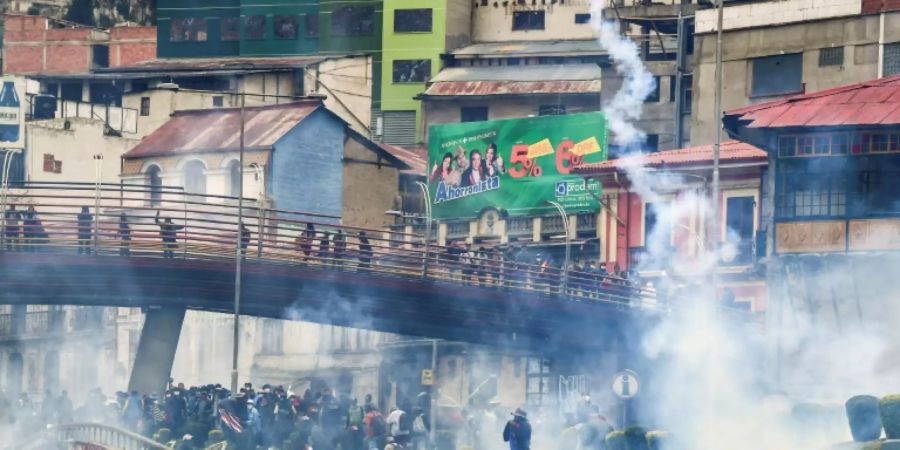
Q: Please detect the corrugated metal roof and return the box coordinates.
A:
[451,40,606,57]
[422,80,602,97]
[573,141,767,174]
[430,64,603,83]
[377,143,427,176]
[124,101,327,159]
[98,55,328,73]
[724,74,900,128]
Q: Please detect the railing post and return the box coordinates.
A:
[93,155,103,253]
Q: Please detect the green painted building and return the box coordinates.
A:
[377,0,470,146]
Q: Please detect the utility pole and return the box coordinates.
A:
[231,92,246,395]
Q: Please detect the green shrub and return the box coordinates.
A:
[624,426,649,450]
[880,394,900,439]
[646,430,667,450]
[206,428,226,446]
[606,430,627,450]
[846,395,883,442]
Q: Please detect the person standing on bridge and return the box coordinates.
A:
[4,204,20,251]
[155,210,184,258]
[118,212,131,256]
[333,229,347,267]
[318,231,331,263]
[23,205,41,252]
[358,231,373,269]
[76,206,93,254]
[240,222,251,259]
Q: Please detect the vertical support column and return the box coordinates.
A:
[127,307,186,395]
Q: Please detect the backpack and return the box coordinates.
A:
[371,413,386,436]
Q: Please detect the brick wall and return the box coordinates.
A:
[109,26,157,67]
[2,14,156,74]
[862,0,900,13]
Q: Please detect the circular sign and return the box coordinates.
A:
[612,370,640,399]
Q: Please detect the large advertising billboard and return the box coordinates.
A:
[427,112,607,220]
[0,76,25,150]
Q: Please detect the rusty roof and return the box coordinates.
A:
[423,80,602,97]
[98,55,329,73]
[451,40,606,58]
[573,141,767,175]
[377,143,427,176]
[124,101,330,159]
[724,74,900,129]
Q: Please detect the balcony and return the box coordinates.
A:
[507,217,533,236]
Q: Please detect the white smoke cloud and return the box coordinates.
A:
[591,0,657,147]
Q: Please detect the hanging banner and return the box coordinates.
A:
[0,76,25,149]
[427,112,607,220]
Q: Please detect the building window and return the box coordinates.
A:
[574,13,591,24]
[245,15,266,40]
[228,160,241,197]
[221,17,239,41]
[183,160,207,196]
[212,96,224,107]
[274,15,298,39]
[140,97,150,116]
[525,358,551,406]
[461,106,488,122]
[170,18,208,42]
[751,53,802,97]
[392,60,431,83]
[645,76,661,103]
[779,133,850,157]
[818,46,844,67]
[394,9,432,33]
[884,42,900,77]
[538,105,566,116]
[725,196,755,264]
[644,202,669,246]
[305,13,319,37]
[776,162,846,218]
[331,6,374,37]
[147,165,162,206]
[646,134,659,152]
[858,167,900,215]
[512,10,545,31]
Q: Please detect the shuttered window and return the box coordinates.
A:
[382,110,417,146]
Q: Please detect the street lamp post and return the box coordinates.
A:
[545,200,570,293]
[231,91,246,395]
[415,181,432,279]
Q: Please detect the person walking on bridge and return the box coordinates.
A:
[155,210,184,258]
[118,212,131,256]
[240,223,251,259]
[357,231,373,269]
[4,204,20,251]
[77,206,93,254]
[24,205,42,252]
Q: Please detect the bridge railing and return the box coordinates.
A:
[1,182,656,306]
[53,422,171,450]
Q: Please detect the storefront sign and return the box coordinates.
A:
[427,112,607,220]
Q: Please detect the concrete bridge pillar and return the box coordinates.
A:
[128,307,186,395]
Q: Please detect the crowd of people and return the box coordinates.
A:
[2,204,645,302]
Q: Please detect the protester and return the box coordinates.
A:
[503,408,532,450]
[155,210,184,258]
[118,212,131,256]
[3,204,19,251]
[358,231,373,268]
[23,205,41,252]
[240,223,251,259]
[77,206,93,254]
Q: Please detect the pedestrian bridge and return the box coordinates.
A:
[0,183,658,392]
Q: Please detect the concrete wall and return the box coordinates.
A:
[306,55,374,133]
[342,134,401,229]
[472,1,595,42]
[26,117,140,184]
[690,12,897,145]
[694,0,862,33]
[270,109,344,218]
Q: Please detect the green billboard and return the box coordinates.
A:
[427,112,607,220]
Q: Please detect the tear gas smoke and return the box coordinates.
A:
[590,0,656,146]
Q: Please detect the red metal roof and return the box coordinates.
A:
[378,143,427,176]
[724,74,900,128]
[573,141,767,175]
[124,101,326,158]
[101,55,327,73]
[422,80,602,97]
